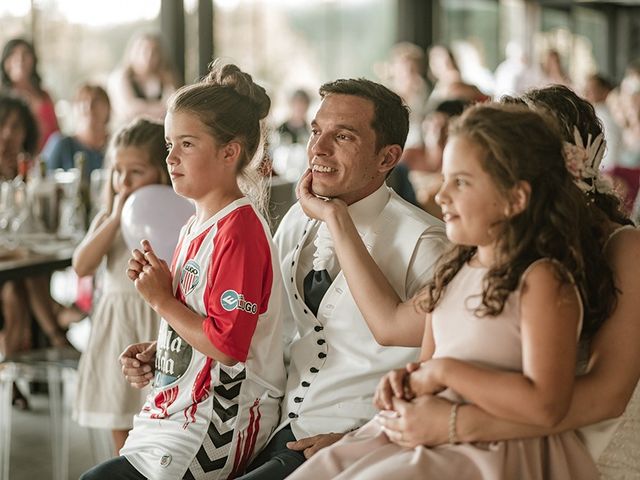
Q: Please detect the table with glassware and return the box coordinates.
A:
[0,165,91,283]
[0,234,76,283]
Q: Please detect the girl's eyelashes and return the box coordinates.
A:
[455,177,468,187]
[165,141,193,150]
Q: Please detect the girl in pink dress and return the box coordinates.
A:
[290,103,617,479]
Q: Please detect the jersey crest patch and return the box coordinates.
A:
[220,289,258,314]
[180,260,201,296]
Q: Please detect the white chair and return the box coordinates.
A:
[0,347,79,480]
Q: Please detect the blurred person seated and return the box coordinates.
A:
[1,38,59,151]
[107,32,179,129]
[380,42,430,148]
[453,40,495,97]
[42,83,110,328]
[44,83,111,179]
[401,99,469,218]
[386,163,418,207]
[619,89,640,168]
[494,41,544,98]
[425,44,462,111]
[605,166,640,215]
[0,95,74,408]
[583,74,622,170]
[439,80,490,104]
[540,48,572,87]
[604,60,640,130]
[276,88,312,146]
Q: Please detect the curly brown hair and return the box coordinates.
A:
[418,103,616,340]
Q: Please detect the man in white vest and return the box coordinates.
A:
[121,78,447,479]
[238,78,447,479]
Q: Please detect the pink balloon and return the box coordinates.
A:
[121,185,195,261]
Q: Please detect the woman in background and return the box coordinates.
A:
[44,82,111,179]
[1,38,59,151]
[107,32,179,129]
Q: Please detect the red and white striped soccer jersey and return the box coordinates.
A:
[121,197,286,480]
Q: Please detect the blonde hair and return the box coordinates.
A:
[103,117,170,214]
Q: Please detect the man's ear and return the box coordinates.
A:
[508,180,531,216]
[222,142,242,167]
[378,144,403,174]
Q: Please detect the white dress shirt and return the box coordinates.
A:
[274,183,449,439]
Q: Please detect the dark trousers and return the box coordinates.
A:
[237,425,306,479]
[79,456,147,480]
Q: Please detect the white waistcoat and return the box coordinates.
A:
[274,189,445,439]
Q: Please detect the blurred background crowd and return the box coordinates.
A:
[2,0,640,226]
[1,0,640,359]
[0,1,639,476]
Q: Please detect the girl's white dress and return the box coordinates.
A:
[74,233,160,429]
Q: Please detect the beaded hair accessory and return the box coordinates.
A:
[562,126,611,195]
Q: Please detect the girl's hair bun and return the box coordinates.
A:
[204,60,270,120]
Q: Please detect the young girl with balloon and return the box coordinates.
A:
[72,117,170,453]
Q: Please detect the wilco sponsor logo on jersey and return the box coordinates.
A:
[180,260,200,296]
[220,289,258,314]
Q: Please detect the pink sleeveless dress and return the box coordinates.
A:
[288,261,599,480]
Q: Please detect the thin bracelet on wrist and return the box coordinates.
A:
[448,403,460,445]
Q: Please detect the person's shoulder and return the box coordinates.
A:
[519,259,575,297]
[218,204,268,238]
[387,190,444,230]
[273,202,307,245]
[606,226,640,265]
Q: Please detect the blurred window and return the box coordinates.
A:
[0,0,161,131]
[212,0,397,120]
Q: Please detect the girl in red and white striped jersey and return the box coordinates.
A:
[80,61,287,480]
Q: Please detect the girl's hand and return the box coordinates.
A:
[296,169,347,222]
[127,245,149,282]
[406,361,421,373]
[374,368,413,411]
[130,240,173,310]
[377,395,453,448]
[109,189,131,222]
[408,358,448,397]
[119,341,157,389]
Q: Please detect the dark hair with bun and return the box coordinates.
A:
[512,85,631,227]
[167,60,271,216]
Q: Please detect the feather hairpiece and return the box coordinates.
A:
[562,126,610,194]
